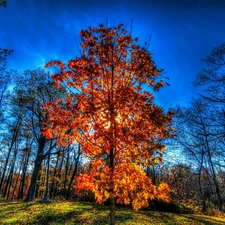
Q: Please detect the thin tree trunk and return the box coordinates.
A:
[43,140,52,201]
[5,172,12,200]
[66,144,81,200]
[54,150,64,198]
[17,157,24,199]
[198,150,206,212]
[202,120,223,211]
[63,146,70,196]
[18,143,31,199]
[3,167,12,198]
[0,120,20,194]
[49,153,59,199]
[4,144,18,199]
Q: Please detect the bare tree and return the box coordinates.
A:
[12,68,66,201]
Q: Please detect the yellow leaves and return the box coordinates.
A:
[74,156,171,212]
[153,156,162,164]
[161,147,166,153]
[121,178,126,184]
[156,182,171,203]
[104,190,109,199]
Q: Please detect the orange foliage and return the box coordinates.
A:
[75,160,171,210]
[43,24,174,211]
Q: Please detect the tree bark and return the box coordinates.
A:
[109,147,115,225]
[25,136,46,201]
[65,144,81,200]
[3,144,18,199]
[18,143,31,199]
[202,120,223,211]
[49,153,59,199]
[0,120,20,194]
[42,140,55,201]
[110,194,115,225]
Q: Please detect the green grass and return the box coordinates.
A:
[0,200,224,224]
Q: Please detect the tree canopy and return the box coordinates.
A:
[43,24,174,224]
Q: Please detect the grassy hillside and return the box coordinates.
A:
[0,200,224,225]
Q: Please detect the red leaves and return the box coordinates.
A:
[75,174,94,191]
[41,101,45,108]
[45,61,53,68]
[54,82,60,89]
[156,183,171,203]
[45,60,65,70]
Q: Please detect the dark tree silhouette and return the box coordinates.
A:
[0,0,7,7]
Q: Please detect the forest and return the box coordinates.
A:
[1,1,225,225]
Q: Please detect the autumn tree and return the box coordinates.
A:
[43,24,174,224]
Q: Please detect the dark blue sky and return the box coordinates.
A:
[1,0,225,107]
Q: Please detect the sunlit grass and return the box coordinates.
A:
[0,200,224,224]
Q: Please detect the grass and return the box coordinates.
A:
[0,200,224,225]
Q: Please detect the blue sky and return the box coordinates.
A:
[1,0,225,107]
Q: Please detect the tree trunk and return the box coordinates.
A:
[4,142,18,199]
[25,136,46,201]
[202,121,223,211]
[109,147,115,225]
[49,153,59,199]
[18,143,31,199]
[43,141,53,201]
[35,173,41,199]
[110,194,115,225]
[0,120,20,194]
[54,150,64,198]
[63,146,70,195]
[65,144,81,200]
[11,173,20,201]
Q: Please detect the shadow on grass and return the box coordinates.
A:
[0,202,40,220]
[26,210,83,225]
[3,201,223,225]
[138,210,225,225]
[0,202,135,225]
[0,202,100,225]
[182,214,225,225]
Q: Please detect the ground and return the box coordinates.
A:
[0,200,224,225]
